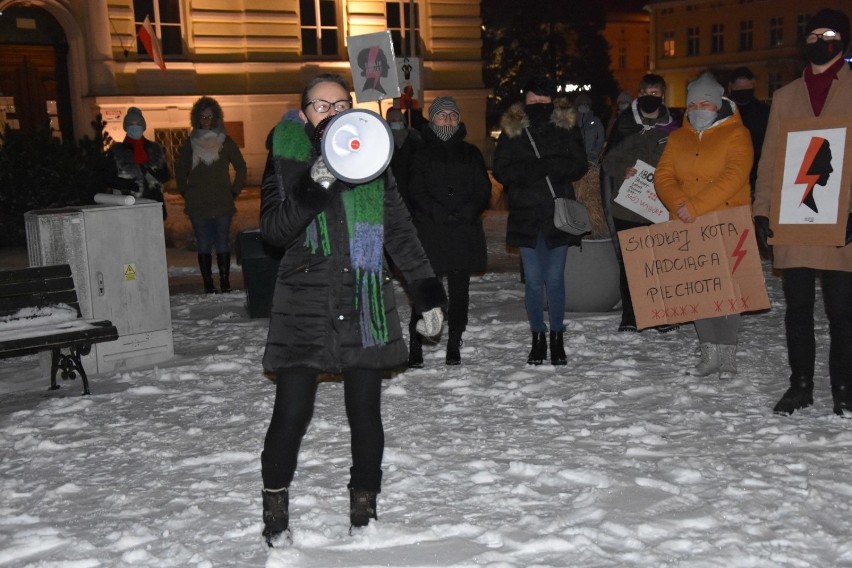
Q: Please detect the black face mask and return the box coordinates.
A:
[728,88,755,105]
[637,95,662,114]
[525,103,554,125]
[804,38,846,65]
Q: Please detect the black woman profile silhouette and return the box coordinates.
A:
[796,136,833,213]
[357,46,390,94]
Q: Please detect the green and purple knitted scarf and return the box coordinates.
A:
[272,120,388,347]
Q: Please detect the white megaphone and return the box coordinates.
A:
[321,108,393,184]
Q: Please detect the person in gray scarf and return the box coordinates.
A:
[176,96,247,293]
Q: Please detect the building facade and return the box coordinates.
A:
[0,0,488,183]
[647,0,852,108]
[603,9,651,95]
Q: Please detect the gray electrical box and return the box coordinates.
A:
[24,200,174,374]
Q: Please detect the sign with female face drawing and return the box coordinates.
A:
[769,116,852,246]
[347,31,401,104]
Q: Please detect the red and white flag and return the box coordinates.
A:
[137,15,166,71]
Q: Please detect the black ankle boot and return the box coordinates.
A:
[217,252,231,293]
[198,253,218,294]
[408,332,423,368]
[262,488,290,547]
[527,332,547,365]
[832,383,852,416]
[550,330,566,365]
[773,375,814,415]
[446,329,462,365]
[349,489,378,528]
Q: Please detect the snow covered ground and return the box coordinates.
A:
[1,219,851,567]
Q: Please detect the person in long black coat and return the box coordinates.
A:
[406,97,492,366]
[493,76,588,366]
[257,73,446,545]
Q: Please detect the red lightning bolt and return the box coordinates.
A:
[731,229,748,274]
[796,137,825,209]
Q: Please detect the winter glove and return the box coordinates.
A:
[754,216,773,252]
[310,156,336,189]
[415,307,443,337]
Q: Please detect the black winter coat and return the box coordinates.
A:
[105,138,170,201]
[407,124,491,274]
[260,122,446,374]
[493,99,588,249]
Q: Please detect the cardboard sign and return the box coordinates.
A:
[619,205,769,329]
[347,31,402,103]
[613,160,669,223]
[769,116,852,246]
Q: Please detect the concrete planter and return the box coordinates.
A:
[564,237,620,313]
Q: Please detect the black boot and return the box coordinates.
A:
[832,383,852,416]
[217,252,231,293]
[550,331,566,365]
[349,489,378,528]
[773,375,814,415]
[262,488,290,547]
[198,253,218,294]
[527,332,547,365]
[446,329,462,366]
[408,319,423,368]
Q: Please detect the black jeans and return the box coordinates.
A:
[782,268,852,385]
[613,217,651,325]
[411,270,470,333]
[261,368,384,492]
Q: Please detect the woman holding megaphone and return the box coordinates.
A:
[257,73,447,546]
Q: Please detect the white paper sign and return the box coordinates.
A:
[778,127,845,225]
[613,160,669,223]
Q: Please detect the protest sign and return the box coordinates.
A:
[613,160,669,223]
[768,115,852,246]
[347,31,401,104]
[619,205,769,329]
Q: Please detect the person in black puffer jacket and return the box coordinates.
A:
[258,73,447,545]
[493,76,588,366]
[406,97,492,367]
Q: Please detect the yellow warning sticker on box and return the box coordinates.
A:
[123,264,137,281]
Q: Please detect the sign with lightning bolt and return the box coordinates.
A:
[769,116,852,246]
[619,206,770,330]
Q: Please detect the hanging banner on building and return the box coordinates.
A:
[613,160,669,224]
[768,115,852,246]
[619,205,769,330]
[347,31,401,103]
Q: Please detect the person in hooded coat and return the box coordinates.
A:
[175,96,247,294]
[655,72,753,380]
[258,73,446,545]
[493,76,589,366]
[104,106,170,218]
[406,96,492,367]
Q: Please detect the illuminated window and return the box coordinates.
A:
[769,17,783,47]
[739,20,753,50]
[663,31,675,57]
[133,0,182,56]
[386,1,421,56]
[711,24,724,53]
[301,0,339,56]
[687,27,700,56]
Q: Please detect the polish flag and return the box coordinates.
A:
[137,15,166,71]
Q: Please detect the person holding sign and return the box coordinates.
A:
[602,74,679,333]
[655,72,753,380]
[753,9,852,416]
[258,73,447,544]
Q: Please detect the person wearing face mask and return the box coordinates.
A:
[574,93,605,164]
[603,90,634,151]
[176,96,247,294]
[602,74,679,333]
[258,73,446,543]
[493,76,588,366]
[727,67,770,200]
[655,71,753,380]
[405,97,491,367]
[385,106,422,211]
[753,8,852,416]
[104,107,170,218]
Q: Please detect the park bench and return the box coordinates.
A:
[0,264,118,395]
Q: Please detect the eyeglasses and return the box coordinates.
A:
[807,30,840,43]
[434,111,460,122]
[303,99,352,113]
[200,114,214,120]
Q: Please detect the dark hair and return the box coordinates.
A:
[639,74,666,92]
[301,74,352,108]
[729,67,756,82]
[522,76,557,99]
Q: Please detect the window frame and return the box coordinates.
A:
[133,0,184,58]
[386,0,421,57]
[300,0,342,58]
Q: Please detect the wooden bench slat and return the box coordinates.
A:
[0,265,72,285]
[0,275,76,297]
[0,321,118,359]
[0,291,81,315]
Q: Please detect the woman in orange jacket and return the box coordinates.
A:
[655,72,753,379]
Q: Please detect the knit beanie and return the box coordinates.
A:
[686,73,724,108]
[616,91,633,106]
[807,9,850,51]
[123,107,146,131]
[429,96,460,122]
